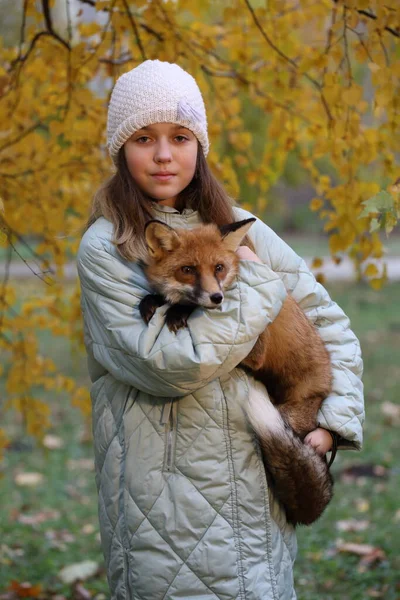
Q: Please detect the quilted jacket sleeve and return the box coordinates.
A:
[241,209,365,451]
[77,225,287,398]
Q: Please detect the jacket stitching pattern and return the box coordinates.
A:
[241,372,280,600]
[219,380,247,600]
[127,490,231,598]
[256,444,279,600]
[159,495,233,600]
[94,387,134,480]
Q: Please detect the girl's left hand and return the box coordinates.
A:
[304,428,333,455]
[236,246,262,263]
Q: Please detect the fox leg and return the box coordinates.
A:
[165,304,196,333]
[139,294,165,324]
[277,394,324,440]
[241,332,268,371]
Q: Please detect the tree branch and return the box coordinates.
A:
[122,0,147,60]
[243,0,333,123]
[0,122,45,154]
[42,0,70,50]
[332,1,400,38]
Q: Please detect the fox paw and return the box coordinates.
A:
[139,294,165,324]
[165,305,194,333]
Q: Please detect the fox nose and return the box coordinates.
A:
[210,293,223,305]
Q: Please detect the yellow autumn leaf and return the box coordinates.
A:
[310,198,323,211]
[311,257,323,269]
[364,263,379,278]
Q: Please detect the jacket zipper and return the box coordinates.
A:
[161,399,177,472]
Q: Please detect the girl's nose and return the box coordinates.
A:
[154,139,172,163]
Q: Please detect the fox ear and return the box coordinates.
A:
[219,218,256,251]
[144,220,181,258]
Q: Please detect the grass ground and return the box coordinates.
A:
[0,280,399,599]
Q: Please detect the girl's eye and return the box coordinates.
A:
[175,135,188,143]
[181,266,195,275]
[215,264,225,273]
[136,136,151,143]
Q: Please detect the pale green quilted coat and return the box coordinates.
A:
[77,204,364,600]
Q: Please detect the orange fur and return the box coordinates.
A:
[140,219,334,525]
[142,219,332,437]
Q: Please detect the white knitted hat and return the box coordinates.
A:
[107,60,209,164]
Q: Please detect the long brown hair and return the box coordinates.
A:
[83,144,249,262]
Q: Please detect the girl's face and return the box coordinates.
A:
[123,122,198,207]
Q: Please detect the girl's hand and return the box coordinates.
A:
[304,428,333,456]
[236,246,262,263]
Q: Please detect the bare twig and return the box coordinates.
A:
[243,0,333,123]
[0,122,45,154]
[332,1,400,38]
[348,26,374,62]
[343,7,353,82]
[42,0,70,50]
[122,0,147,60]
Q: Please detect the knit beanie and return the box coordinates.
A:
[107,60,209,164]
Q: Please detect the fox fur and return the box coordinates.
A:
[139,218,334,526]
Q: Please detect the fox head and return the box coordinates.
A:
[143,218,256,308]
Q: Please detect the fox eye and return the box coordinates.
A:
[181,266,195,275]
[215,264,225,273]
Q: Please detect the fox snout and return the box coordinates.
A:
[143,217,257,309]
[200,291,224,308]
[210,292,223,305]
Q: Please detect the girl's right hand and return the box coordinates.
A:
[236,246,262,263]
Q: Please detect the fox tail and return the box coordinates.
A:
[244,386,334,526]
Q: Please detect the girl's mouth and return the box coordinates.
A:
[152,174,176,182]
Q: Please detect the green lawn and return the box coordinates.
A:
[0,281,399,599]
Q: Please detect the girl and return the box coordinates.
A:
[77,60,364,600]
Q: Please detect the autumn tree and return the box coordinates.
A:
[0,0,399,454]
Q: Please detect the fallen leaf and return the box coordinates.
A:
[17,510,60,526]
[14,473,44,487]
[381,401,400,426]
[9,581,42,598]
[336,519,370,532]
[45,529,75,550]
[336,541,386,571]
[74,583,92,600]
[366,584,389,597]
[58,560,99,584]
[82,524,95,535]
[358,547,386,569]
[337,541,376,556]
[355,498,370,513]
[0,544,25,567]
[42,434,64,449]
[67,459,94,471]
[340,463,388,482]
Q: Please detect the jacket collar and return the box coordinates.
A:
[151,202,196,217]
[150,202,201,227]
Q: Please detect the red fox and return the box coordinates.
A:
[139,218,334,525]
